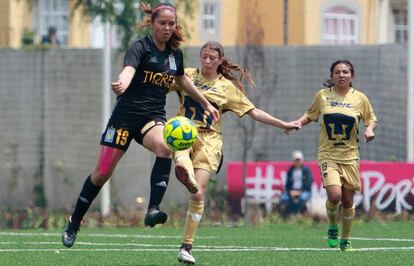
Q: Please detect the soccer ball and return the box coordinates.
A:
[163,116,198,151]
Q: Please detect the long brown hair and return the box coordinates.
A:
[201,41,255,94]
[137,2,185,50]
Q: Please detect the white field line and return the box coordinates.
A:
[1,232,413,252]
[1,232,413,242]
[1,246,414,252]
[0,232,217,239]
[314,236,414,242]
[2,240,414,250]
[0,241,178,247]
[0,241,414,252]
[350,237,414,242]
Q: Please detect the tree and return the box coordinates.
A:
[74,0,195,51]
[235,0,278,222]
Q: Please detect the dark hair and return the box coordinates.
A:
[323,59,355,88]
[48,26,57,35]
[137,2,184,50]
[200,42,255,94]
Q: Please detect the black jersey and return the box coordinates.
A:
[111,36,184,125]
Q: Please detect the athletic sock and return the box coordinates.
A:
[341,206,355,240]
[183,200,204,244]
[326,200,339,226]
[148,157,171,209]
[71,175,102,226]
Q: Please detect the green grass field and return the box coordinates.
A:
[0,221,413,265]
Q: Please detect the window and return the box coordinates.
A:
[322,6,358,45]
[393,9,408,43]
[201,1,219,35]
[37,0,69,45]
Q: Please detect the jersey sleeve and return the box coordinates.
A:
[360,93,377,126]
[305,90,323,122]
[175,49,185,76]
[222,82,255,117]
[123,40,146,69]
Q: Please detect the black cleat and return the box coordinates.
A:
[62,217,80,248]
[144,209,168,227]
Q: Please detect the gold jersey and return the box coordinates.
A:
[171,68,255,133]
[305,87,377,163]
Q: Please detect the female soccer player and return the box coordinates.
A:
[171,41,301,264]
[62,3,219,248]
[287,60,377,251]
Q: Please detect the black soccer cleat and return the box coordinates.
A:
[144,209,168,227]
[62,217,80,248]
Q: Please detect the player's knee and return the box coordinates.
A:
[90,175,107,186]
[191,190,205,202]
[92,168,112,186]
[328,194,341,205]
[341,198,353,208]
[154,142,172,158]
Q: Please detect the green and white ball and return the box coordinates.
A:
[163,116,198,151]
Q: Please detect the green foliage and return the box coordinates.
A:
[21,28,34,45]
[205,179,229,225]
[74,0,194,51]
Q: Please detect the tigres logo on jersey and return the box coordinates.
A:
[143,70,175,88]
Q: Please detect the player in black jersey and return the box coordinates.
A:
[62,3,219,248]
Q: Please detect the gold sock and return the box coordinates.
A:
[341,206,355,240]
[326,200,339,226]
[174,150,195,177]
[183,200,204,244]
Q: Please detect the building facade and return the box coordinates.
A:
[0,0,408,48]
[0,0,91,48]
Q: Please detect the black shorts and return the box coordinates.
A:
[100,116,165,151]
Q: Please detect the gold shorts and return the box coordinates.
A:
[186,130,223,173]
[319,160,360,191]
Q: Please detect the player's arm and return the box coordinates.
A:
[295,115,312,127]
[112,66,136,96]
[286,89,321,133]
[283,115,312,135]
[246,108,301,130]
[364,121,377,143]
[175,74,220,122]
[361,95,377,143]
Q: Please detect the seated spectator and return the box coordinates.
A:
[280,150,313,216]
[41,26,61,46]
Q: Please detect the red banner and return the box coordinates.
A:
[227,161,414,214]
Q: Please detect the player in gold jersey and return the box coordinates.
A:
[287,60,377,251]
[170,41,301,264]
